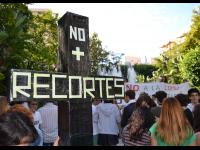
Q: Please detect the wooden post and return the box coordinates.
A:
[57,12,93,146]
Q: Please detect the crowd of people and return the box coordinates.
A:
[92,88,200,146]
[0,97,58,146]
[0,87,200,146]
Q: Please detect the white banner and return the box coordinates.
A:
[125,82,190,99]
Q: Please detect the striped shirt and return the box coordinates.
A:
[38,103,58,143]
[122,125,151,146]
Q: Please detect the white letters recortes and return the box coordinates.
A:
[12,71,125,100]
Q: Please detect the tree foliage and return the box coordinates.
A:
[153,6,200,87]
[89,32,110,75]
[26,10,58,71]
[180,47,200,87]
[134,64,157,82]
[0,3,32,72]
[0,3,58,95]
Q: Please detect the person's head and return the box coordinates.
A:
[188,88,199,105]
[155,91,167,105]
[0,111,38,146]
[28,100,38,113]
[92,99,102,106]
[193,104,200,133]
[125,90,135,103]
[175,93,188,107]
[136,94,156,108]
[157,97,193,146]
[8,104,33,123]
[127,107,154,139]
[103,99,113,103]
[0,96,9,116]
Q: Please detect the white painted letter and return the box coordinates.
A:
[69,76,82,99]
[78,28,85,41]
[95,77,105,98]
[114,78,124,97]
[106,78,114,99]
[83,77,95,98]
[33,73,50,98]
[13,72,31,98]
[70,26,77,40]
[52,74,67,98]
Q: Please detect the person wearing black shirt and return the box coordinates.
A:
[121,90,136,129]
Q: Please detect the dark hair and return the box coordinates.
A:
[103,99,113,103]
[175,94,188,107]
[155,91,167,104]
[27,100,36,106]
[193,104,200,132]
[152,94,156,98]
[188,88,200,97]
[136,94,156,108]
[125,90,135,100]
[92,99,102,103]
[0,112,38,146]
[0,96,9,116]
[128,107,154,139]
[9,101,24,106]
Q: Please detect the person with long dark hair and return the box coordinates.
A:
[122,107,154,146]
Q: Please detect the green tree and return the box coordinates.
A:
[181,6,200,53]
[25,10,58,71]
[180,47,200,88]
[153,6,200,84]
[89,32,110,75]
[134,64,157,82]
[0,3,58,95]
[0,3,32,71]
[0,3,32,95]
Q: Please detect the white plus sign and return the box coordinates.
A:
[72,47,84,61]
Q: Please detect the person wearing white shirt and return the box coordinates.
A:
[28,100,43,146]
[94,100,121,146]
[92,99,101,146]
[38,101,58,146]
[187,88,199,112]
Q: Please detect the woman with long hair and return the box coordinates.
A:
[136,93,156,109]
[150,97,196,146]
[122,107,154,146]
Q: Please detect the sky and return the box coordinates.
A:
[28,3,200,63]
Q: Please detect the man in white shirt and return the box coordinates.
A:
[187,88,199,112]
[38,101,58,146]
[28,100,43,146]
[92,99,101,146]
